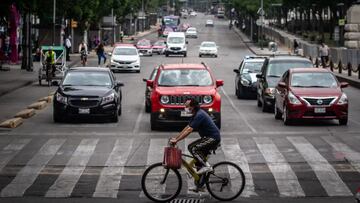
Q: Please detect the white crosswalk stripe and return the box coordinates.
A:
[93,138,133,198]
[222,138,257,197]
[0,139,31,172]
[323,136,360,173]
[1,139,66,197]
[254,137,305,197]
[45,139,99,197]
[288,136,352,196]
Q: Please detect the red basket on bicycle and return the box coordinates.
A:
[163,146,182,169]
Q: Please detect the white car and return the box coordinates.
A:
[190,11,197,16]
[205,20,214,27]
[109,44,141,73]
[199,41,218,57]
[185,27,198,38]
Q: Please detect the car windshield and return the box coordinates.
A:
[168,37,184,44]
[137,40,150,46]
[113,47,137,55]
[291,72,338,88]
[158,69,213,86]
[154,41,165,46]
[63,71,112,87]
[201,43,216,47]
[266,61,313,77]
[242,62,263,73]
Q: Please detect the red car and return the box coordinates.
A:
[274,68,349,125]
[145,63,223,130]
[152,40,166,55]
[136,39,152,56]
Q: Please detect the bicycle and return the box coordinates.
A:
[141,145,245,202]
[80,51,87,66]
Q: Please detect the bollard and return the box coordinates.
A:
[0,118,23,128]
[338,61,342,74]
[330,61,334,72]
[347,63,352,77]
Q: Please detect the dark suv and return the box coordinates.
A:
[256,56,313,112]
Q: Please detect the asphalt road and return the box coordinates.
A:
[0,13,359,203]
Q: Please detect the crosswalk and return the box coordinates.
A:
[0,136,359,199]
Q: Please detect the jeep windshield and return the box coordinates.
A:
[158,69,213,86]
[266,61,313,77]
[168,37,184,44]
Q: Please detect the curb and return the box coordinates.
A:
[14,109,36,119]
[0,117,23,128]
[27,101,47,110]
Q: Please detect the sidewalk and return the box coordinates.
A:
[233,26,360,89]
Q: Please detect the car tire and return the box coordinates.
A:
[236,86,243,99]
[215,55,218,58]
[262,96,270,112]
[274,102,282,120]
[53,112,63,123]
[111,113,119,123]
[150,113,159,130]
[184,53,187,57]
[165,53,169,57]
[283,105,292,125]
[118,104,122,116]
[339,118,348,125]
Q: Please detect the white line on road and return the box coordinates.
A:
[222,138,257,197]
[0,139,31,172]
[45,139,98,197]
[93,139,133,198]
[288,136,352,196]
[221,87,257,133]
[1,139,66,197]
[254,137,305,197]
[322,136,360,173]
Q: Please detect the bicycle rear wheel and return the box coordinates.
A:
[206,161,245,201]
[141,162,182,202]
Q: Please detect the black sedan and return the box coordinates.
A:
[233,56,265,99]
[53,67,124,122]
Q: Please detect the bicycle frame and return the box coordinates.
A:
[181,153,209,183]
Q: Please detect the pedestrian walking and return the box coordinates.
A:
[96,43,106,66]
[120,31,124,42]
[65,35,72,61]
[319,42,329,67]
[293,39,299,54]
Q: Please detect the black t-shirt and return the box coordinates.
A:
[189,109,220,141]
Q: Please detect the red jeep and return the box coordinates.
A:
[145,63,223,130]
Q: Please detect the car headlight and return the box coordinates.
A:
[241,78,251,86]
[101,93,115,105]
[288,91,301,105]
[337,93,348,105]
[56,93,67,104]
[264,88,275,96]
[160,95,169,104]
[203,95,213,104]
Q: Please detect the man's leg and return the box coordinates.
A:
[189,137,219,173]
[98,54,101,65]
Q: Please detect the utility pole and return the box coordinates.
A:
[53,0,56,45]
[112,8,115,44]
[260,0,264,50]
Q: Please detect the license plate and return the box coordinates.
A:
[79,108,90,114]
[180,111,192,117]
[314,108,326,113]
[119,66,127,68]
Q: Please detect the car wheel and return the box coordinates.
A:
[215,55,218,58]
[237,86,243,99]
[184,53,187,57]
[339,118,348,125]
[165,53,169,57]
[111,113,119,123]
[150,113,159,130]
[118,104,122,116]
[262,96,269,112]
[274,102,282,120]
[283,105,292,125]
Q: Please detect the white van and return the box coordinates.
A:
[165,32,187,57]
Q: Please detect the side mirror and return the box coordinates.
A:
[278,82,287,88]
[116,81,124,87]
[52,81,59,86]
[216,80,224,87]
[340,82,349,88]
[233,69,240,74]
[256,74,263,79]
[108,52,112,56]
[146,80,154,88]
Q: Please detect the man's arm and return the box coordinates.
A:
[171,125,193,144]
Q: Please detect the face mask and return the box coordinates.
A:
[184,107,192,114]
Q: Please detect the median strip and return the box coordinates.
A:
[27,101,47,110]
[14,109,36,119]
[0,118,24,128]
[38,96,52,103]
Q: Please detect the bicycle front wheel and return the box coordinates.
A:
[206,161,245,201]
[141,162,182,202]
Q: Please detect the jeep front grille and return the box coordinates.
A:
[168,95,203,105]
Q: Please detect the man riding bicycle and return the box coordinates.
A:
[170,99,221,176]
[79,42,88,66]
[44,46,56,77]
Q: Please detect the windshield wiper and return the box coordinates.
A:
[304,85,329,88]
[267,75,280,78]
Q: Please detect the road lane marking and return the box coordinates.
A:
[45,139,98,197]
[140,138,168,198]
[0,139,66,197]
[0,139,31,172]
[288,136,352,196]
[322,136,360,173]
[133,100,145,134]
[220,88,257,133]
[93,138,133,198]
[254,137,305,197]
[222,138,257,197]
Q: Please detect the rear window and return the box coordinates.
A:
[266,61,313,77]
[158,69,213,86]
[291,72,338,88]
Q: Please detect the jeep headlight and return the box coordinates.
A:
[203,95,212,104]
[160,95,170,104]
[101,93,115,105]
[56,93,67,104]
